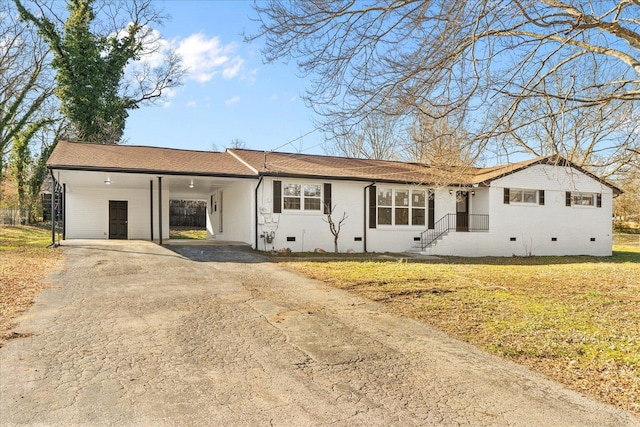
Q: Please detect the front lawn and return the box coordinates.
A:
[277,247,640,414]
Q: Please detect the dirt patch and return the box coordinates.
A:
[0,226,63,347]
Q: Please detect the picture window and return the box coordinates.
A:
[377,188,428,226]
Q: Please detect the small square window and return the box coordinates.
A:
[395,190,409,207]
[395,208,409,225]
[510,237,517,241]
[378,207,392,225]
[378,188,392,206]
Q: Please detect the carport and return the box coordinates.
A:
[47,141,257,245]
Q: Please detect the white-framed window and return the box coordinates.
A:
[378,188,393,225]
[377,188,426,226]
[571,192,595,206]
[283,182,322,211]
[509,188,538,204]
[412,190,426,226]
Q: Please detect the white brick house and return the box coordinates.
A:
[47,140,620,256]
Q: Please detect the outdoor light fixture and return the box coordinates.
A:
[188,179,194,189]
[471,190,475,196]
[104,177,111,185]
[449,189,453,195]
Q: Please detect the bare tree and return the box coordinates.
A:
[229,138,247,149]
[485,63,639,177]
[0,2,55,202]
[249,1,640,172]
[403,111,476,166]
[324,111,401,160]
[323,204,348,253]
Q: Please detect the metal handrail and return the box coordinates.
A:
[420,213,489,250]
[420,214,456,249]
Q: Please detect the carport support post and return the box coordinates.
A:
[158,176,163,245]
[150,180,154,241]
[62,184,66,240]
[50,173,55,245]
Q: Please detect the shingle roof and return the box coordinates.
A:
[47,141,620,193]
[47,140,256,177]
[228,148,453,184]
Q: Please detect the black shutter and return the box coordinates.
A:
[323,183,332,214]
[539,190,545,205]
[428,190,435,229]
[597,193,602,208]
[273,180,282,213]
[503,188,510,204]
[369,185,376,229]
[565,191,572,207]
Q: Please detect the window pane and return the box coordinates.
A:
[523,190,537,203]
[378,188,392,206]
[412,208,425,226]
[284,183,301,197]
[304,184,321,197]
[284,197,301,210]
[412,190,425,207]
[396,208,409,225]
[575,193,593,206]
[510,190,523,203]
[395,190,409,207]
[304,198,321,210]
[378,207,392,225]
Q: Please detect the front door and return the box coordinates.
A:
[109,201,128,239]
[456,191,469,232]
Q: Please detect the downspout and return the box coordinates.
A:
[363,182,375,253]
[254,175,264,250]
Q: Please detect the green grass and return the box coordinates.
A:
[169,228,207,239]
[278,249,640,413]
[0,224,54,250]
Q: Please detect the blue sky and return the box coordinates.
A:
[123,1,324,154]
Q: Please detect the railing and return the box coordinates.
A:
[420,213,489,250]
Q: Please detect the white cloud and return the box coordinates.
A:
[289,96,298,102]
[222,57,244,79]
[225,96,240,106]
[187,100,197,108]
[176,33,244,83]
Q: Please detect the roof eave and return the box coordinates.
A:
[47,165,258,179]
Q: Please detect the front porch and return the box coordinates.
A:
[420,213,490,250]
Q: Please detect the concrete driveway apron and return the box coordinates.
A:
[1,240,638,426]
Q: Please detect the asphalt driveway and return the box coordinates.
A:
[1,240,638,426]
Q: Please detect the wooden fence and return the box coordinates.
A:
[169,200,206,228]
